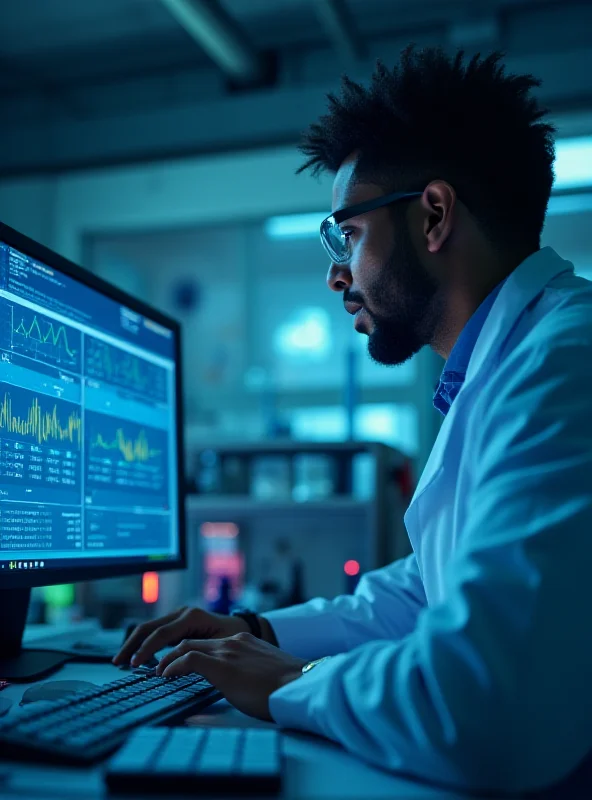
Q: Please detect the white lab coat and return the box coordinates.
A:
[266,247,592,794]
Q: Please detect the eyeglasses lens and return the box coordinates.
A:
[321,219,349,263]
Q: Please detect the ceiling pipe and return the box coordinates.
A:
[160,0,266,84]
[314,0,366,62]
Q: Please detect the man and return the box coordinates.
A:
[115,47,592,794]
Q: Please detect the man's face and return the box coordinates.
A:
[327,157,443,366]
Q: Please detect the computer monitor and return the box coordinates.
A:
[0,222,186,680]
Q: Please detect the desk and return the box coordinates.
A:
[0,624,467,799]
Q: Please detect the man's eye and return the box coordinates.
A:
[341,228,354,240]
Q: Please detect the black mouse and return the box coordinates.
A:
[20,680,97,705]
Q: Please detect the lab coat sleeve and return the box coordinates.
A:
[269,337,592,794]
[262,553,427,661]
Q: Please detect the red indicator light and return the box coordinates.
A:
[344,560,360,577]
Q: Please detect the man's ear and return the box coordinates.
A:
[420,181,456,254]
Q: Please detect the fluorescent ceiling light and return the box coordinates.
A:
[264,212,325,239]
[554,137,592,190]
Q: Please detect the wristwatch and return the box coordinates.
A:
[302,656,331,674]
[231,608,262,639]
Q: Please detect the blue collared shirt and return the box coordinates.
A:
[433,279,507,416]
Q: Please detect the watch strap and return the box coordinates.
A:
[231,608,263,639]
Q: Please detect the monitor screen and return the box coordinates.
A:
[0,231,182,581]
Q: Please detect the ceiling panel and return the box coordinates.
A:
[0,0,179,57]
[0,0,205,87]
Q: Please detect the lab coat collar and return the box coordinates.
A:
[407,247,574,513]
[464,246,574,385]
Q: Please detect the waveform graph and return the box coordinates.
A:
[85,338,167,403]
[92,427,161,464]
[3,302,81,372]
[0,381,82,449]
[85,410,169,507]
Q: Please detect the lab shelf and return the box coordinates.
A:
[186,495,370,515]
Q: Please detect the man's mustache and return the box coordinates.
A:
[343,289,366,308]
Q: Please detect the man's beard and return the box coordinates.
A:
[365,224,442,366]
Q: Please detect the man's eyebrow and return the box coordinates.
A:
[333,196,361,216]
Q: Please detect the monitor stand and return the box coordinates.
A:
[0,588,71,683]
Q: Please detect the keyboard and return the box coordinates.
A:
[0,669,222,765]
[105,726,282,795]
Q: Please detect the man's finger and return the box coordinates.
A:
[130,616,191,666]
[161,650,216,679]
[113,608,184,665]
[156,638,219,675]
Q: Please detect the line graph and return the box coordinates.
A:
[3,303,81,371]
[0,384,81,447]
[15,315,77,357]
[85,411,168,503]
[92,427,161,463]
[85,338,167,402]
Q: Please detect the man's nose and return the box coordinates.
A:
[327,262,353,293]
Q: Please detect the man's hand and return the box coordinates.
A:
[155,632,307,721]
[113,607,275,667]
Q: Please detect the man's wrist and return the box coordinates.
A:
[258,615,279,647]
[276,667,304,691]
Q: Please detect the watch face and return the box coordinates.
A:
[302,657,329,674]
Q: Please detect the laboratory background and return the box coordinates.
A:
[0,0,590,628]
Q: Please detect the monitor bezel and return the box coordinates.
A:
[0,221,187,588]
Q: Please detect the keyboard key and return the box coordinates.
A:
[243,730,277,754]
[68,732,97,748]
[109,727,168,772]
[154,728,205,773]
[115,697,183,728]
[198,728,240,773]
[36,729,65,744]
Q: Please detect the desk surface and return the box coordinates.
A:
[0,624,468,799]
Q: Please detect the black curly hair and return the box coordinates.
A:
[299,46,556,250]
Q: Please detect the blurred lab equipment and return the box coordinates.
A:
[159,442,413,615]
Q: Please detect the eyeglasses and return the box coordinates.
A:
[320,190,423,264]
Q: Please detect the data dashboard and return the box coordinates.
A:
[0,239,179,571]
